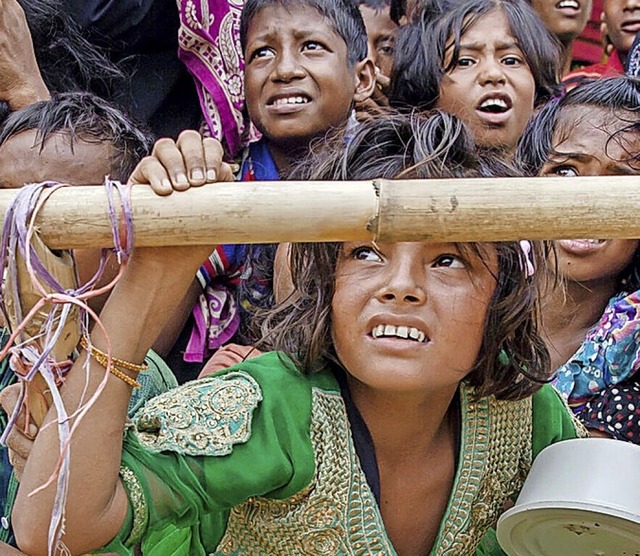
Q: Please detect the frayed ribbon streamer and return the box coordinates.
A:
[0,178,134,555]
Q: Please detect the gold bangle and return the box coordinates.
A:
[80,336,145,388]
[106,366,141,389]
[79,336,148,374]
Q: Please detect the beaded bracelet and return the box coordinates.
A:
[80,336,146,388]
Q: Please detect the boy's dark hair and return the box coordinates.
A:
[0,92,152,182]
[240,0,369,66]
[258,110,551,402]
[390,0,561,111]
[518,75,640,292]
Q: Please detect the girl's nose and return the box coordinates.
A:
[477,59,506,85]
[376,258,427,305]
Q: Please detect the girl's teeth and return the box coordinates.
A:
[372,324,427,342]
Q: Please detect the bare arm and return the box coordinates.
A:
[0,0,50,110]
[13,245,211,555]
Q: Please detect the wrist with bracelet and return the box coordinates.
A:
[79,336,148,389]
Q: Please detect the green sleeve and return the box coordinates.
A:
[531,384,588,459]
[102,352,320,555]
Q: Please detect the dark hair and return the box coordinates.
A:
[240,0,369,66]
[390,0,561,111]
[518,76,640,292]
[19,0,122,95]
[518,76,640,175]
[389,0,405,23]
[355,0,391,9]
[0,92,152,181]
[258,110,551,401]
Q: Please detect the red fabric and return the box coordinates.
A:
[563,49,624,90]
[572,0,604,65]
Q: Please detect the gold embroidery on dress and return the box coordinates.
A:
[133,371,262,456]
[214,388,395,555]
[214,384,535,556]
[434,384,533,555]
[120,465,148,547]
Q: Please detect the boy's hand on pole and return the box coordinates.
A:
[128,130,235,195]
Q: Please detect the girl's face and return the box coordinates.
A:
[436,9,536,152]
[541,106,640,285]
[331,242,497,395]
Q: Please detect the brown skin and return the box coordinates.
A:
[243,4,376,174]
[13,238,498,555]
[332,241,497,553]
[359,4,398,79]
[603,0,640,63]
[529,0,592,74]
[436,10,536,154]
[0,0,50,110]
[539,107,640,377]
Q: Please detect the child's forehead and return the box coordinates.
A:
[246,3,338,38]
[553,105,640,168]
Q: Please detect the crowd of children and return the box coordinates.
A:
[0,0,639,555]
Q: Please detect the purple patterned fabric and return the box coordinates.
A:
[177,0,259,157]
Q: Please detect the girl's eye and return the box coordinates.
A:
[456,57,475,67]
[433,254,466,269]
[502,55,523,66]
[249,46,274,61]
[377,41,395,57]
[351,246,383,262]
[551,165,578,177]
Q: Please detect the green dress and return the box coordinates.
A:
[103,352,585,556]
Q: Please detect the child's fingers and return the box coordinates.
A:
[202,138,234,182]
[6,423,35,478]
[176,130,208,187]
[128,156,174,196]
[152,137,192,191]
[0,383,25,429]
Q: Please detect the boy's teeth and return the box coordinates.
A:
[372,324,426,342]
[273,96,309,106]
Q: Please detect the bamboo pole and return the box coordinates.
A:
[1,176,640,247]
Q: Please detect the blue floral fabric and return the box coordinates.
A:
[554,290,640,410]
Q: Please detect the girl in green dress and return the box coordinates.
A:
[13,111,583,556]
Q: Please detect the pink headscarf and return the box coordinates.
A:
[177,0,259,157]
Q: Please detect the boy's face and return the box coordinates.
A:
[529,0,592,45]
[359,4,398,78]
[604,0,640,55]
[243,4,373,150]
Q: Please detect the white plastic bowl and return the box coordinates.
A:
[496,438,640,556]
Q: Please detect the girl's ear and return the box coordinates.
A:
[353,58,377,103]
